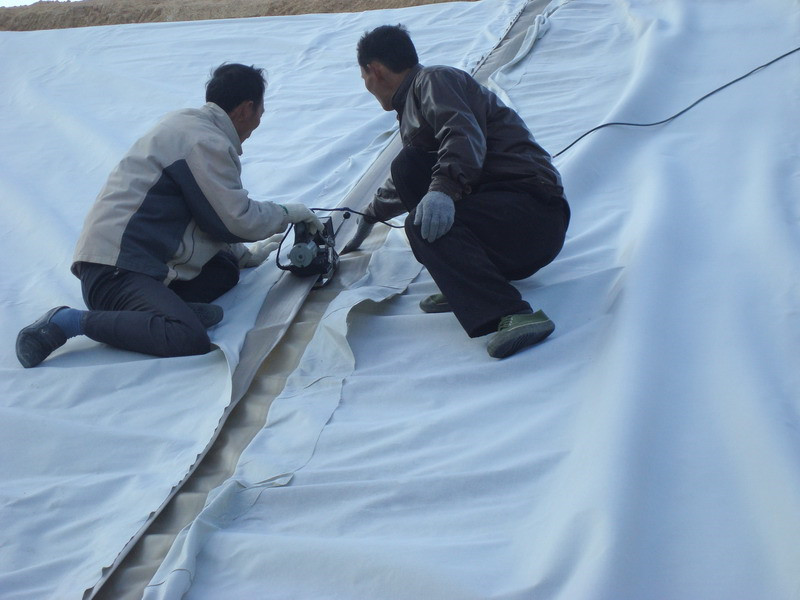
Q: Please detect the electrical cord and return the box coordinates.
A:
[553,45,800,158]
[274,206,403,271]
[309,207,404,229]
[275,45,799,261]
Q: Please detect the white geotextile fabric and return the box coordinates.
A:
[146,0,800,599]
[0,1,529,597]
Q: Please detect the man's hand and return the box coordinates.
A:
[413,191,455,242]
[241,233,283,267]
[280,203,323,234]
[340,219,375,255]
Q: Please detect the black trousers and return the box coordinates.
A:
[76,251,239,357]
[393,147,569,337]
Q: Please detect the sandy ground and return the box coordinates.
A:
[0,0,471,31]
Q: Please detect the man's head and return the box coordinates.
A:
[357,25,419,111]
[206,63,266,143]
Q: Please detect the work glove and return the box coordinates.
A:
[414,190,455,242]
[240,234,283,268]
[340,218,375,255]
[280,203,323,235]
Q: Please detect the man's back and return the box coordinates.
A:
[72,102,285,284]
[396,65,562,202]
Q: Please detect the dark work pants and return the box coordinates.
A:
[77,251,239,357]
[393,147,569,337]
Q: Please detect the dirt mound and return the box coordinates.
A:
[0,0,467,31]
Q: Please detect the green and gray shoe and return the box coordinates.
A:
[419,293,452,313]
[487,310,555,359]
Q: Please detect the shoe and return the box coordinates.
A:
[187,303,224,328]
[419,293,452,313]
[486,310,555,359]
[16,306,69,368]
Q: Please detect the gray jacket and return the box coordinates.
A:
[72,102,289,283]
[366,65,565,222]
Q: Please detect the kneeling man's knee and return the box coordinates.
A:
[163,322,211,357]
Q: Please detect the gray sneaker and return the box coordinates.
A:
[487,310,555,359]
[419,293,452,313]
[16,306,69,368]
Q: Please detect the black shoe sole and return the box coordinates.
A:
[16,307,68,368]
[419,295,452,314]
[487,320,555,359]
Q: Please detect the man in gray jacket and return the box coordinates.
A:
[344,26,570,358]
[16,63,321,368]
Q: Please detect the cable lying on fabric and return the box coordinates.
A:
[310,206,405,229]
[275,44,800,278]
[553,45,800,158]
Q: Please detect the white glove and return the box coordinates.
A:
[240,234,283,268]
[413,191,455,242]
[280,203,322,235]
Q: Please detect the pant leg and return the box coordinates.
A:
[391,146,438,213]
[168,250,240,303]
[78,263,211,357]
[392,146,568,337]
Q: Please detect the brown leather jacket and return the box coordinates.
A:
[366,64,566,222]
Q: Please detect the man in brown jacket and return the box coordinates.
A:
[344,25,570,358]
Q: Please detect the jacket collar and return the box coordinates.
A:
[204,102,243,155]
[391,64,423,117]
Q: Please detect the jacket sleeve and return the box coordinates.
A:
[363,178,406,223]
[228,242,251,267]
[416,70,488,201]
[177,136,289,243]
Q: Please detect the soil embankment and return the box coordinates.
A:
[0,0,468,31]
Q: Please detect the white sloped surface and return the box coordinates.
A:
[0,1,529,597]
[145,0,800,598]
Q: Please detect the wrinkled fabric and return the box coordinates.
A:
[144,1,800,599]
[0,1,531,598]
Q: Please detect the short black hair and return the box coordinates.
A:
[205,63,266,113]
[357,24,419,73]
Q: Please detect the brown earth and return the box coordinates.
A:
[0,0,473,31]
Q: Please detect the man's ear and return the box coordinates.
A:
[367,61,388,82]
[230,100,255,122]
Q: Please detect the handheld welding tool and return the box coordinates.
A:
[278,216,339,288]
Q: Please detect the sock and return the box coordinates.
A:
[50,307,86,338]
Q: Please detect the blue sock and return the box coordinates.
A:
[50,307,86,338]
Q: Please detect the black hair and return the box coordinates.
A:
[357,24,419,73]
[205,63,266,113]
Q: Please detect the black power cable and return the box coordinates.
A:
[274,206,402,273]
[278,45,799,261]
[309,206,404,229]
[553,45,800,158]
